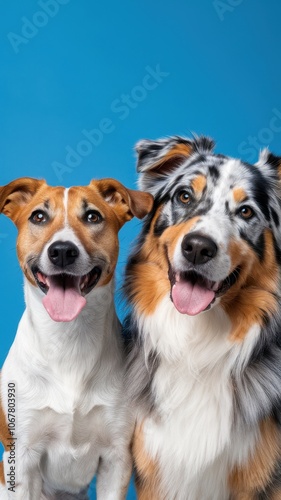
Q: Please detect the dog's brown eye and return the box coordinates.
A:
[239,206,254,219]
[30,210,48,224]
[84,210,102,224]
[178,191,191,204]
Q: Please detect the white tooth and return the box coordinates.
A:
[212,282,220,291]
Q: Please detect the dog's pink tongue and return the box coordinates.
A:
[43,276,86,322]
[172,279,215,316]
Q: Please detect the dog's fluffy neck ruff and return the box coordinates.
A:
[133,296,261,498]
[137,294,258,368]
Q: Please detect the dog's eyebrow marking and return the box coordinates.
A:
[233,187,247,204]
[44,200,50,210]
[191,175,207,196]
[63,188,69,226]
[82,198,89,211]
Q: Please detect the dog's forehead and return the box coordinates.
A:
[29,184,106,211]
[27,184,65,210]
[68,185,98,205]
[67,184,111,214]
[206,158,255,199]
[167,155,264,199]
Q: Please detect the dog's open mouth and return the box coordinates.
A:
[169,268,240,316]
[32,266,102,322]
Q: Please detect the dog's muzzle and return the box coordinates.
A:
[31,240,103,323]
[169,232,240,316]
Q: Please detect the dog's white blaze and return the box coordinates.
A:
[139,296,260,499]
[63,187,69,226]
[39,187,93,275]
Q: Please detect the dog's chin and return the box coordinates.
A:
[30,266,102,322]
[169,268,240,316]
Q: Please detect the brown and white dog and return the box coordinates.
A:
[0,177,153,499]
[124,136,281,499]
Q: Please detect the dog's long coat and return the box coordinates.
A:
[124,137,281,499]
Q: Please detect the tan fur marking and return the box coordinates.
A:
[150,143,193,171]
[164,217,200,262]
[222,230,278,341]
[0,180,66,285]
[133,217,199,316]
[159,143,192,162]
[191,175,207,196]
[67,186,119,286]
[0,462,4,486]
[133,423,161,500]
[129,253,170,316]
[15,185,66,285]
[229,418,280,497]
[233,187,247,204]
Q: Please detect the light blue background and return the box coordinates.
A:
[1,1,281,498]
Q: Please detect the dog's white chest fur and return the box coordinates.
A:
[144,367,233,500]
[139,296,259,500]
[1,281,133,497]
[29,406,109,492]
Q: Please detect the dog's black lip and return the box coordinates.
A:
[215,267,241,296]
[31,266,102,295]
[168,267,241,299]
[32,267,48,294]
[80,266,102,294]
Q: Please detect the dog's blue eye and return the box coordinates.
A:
[84,210,102,224]
[30,210,48,224]
[178,191,192,205]
[239,205,254,220]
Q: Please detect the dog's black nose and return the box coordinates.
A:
[48,241,80,268]
[182,233,217,265]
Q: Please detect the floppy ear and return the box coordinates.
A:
[135,135,215,193]
[93,178,154,227]
[0,177,46,224]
